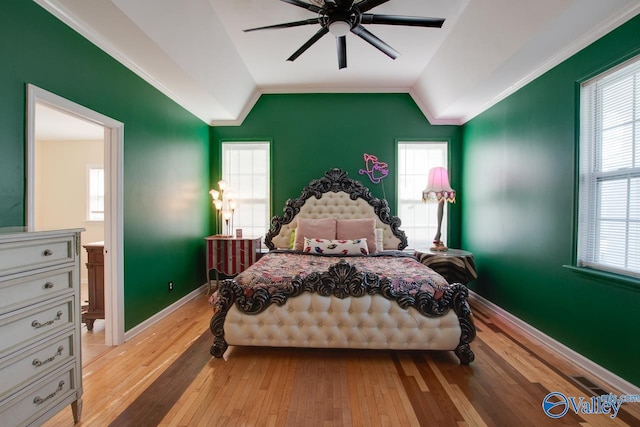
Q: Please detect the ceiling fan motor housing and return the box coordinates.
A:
[320,5,360,34]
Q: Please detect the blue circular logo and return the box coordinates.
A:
[542,392,569,418]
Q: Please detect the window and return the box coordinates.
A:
[221,142,270,239]
[397,142,449,249]
[87,166,104,221]
[578,55,640,278]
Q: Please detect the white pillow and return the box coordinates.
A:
[303,237,369,255]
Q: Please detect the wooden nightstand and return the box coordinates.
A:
[82,241,105,331]
[205,236,261,294]
[414,248,477,285]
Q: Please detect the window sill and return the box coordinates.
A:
[562,265,640,293]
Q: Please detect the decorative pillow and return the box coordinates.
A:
[303,238,369,255]
[336,218,377,254]
[289,229,296,249]
[375,228,384,252]
[294,217,337,251]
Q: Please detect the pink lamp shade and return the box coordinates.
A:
[422,167,456,203]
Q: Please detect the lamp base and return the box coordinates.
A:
[430,240,448,252]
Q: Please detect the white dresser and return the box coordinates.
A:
[0,228,84,426]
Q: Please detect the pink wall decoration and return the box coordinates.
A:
[359,153,388,184]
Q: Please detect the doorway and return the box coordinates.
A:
[26,84,125,350]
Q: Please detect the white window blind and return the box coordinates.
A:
[578,55,640,278]
[397,142,448,249]
[221,142,270,240]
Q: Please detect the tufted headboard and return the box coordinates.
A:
[265,168,408,250]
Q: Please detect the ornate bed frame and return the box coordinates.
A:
[264,168,408,251]
[210,169,476,364]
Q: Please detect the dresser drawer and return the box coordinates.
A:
[0,236,76,277]
[0,267,75,314]
[0,363,78,426]
[0,297,75,359]
[0,330,76,400]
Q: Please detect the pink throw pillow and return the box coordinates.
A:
[336,218,377,253]
[294,217,337,251]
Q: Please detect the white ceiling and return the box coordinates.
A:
[36,0,640,127]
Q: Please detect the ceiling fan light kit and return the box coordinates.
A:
[244,0,445,69]
[328,20,351,37]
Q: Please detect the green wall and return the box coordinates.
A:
[0,0,210,330]
[4,0,637,388]
[462,15,640,386]
[212,93,463,248]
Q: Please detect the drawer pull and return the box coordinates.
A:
[33,381,65,406]
[33,346,65,367]
[44,282,54,289]
[43,249,53,256]
[31,311,63,329]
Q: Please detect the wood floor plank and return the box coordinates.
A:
[43,293,640,427]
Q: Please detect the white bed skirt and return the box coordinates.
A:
[224,293,461,351]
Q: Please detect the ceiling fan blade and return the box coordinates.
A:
[360,14,445,28]
[336,35,347,69]
[244,18,319,32]
[351,24,399,59]
[355,0,390,13]
[287,27,330,62]
[280,0,322,14]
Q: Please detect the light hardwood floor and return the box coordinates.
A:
[81,319,109,364]
[80,281,109,364]
[44,293,640,427]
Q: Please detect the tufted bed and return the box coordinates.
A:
[209,168,476,363]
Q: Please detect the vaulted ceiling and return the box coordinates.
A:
[36,0,640,126]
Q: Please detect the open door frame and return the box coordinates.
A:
[26,84,125,346]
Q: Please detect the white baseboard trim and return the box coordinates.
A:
[469,291,640,396]
[124,284,208,342]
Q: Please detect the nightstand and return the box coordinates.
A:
[414,248,477,285]
[205,236,261,294]
[82,241,105,331]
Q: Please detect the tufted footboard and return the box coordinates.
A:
[209,260,476,364]
[223,293,462,350]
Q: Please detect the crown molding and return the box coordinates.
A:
[408,88,463,126]
[459,2,640,125]
[33,0,211,124]
[210,88,262,127]
[32,0,640,128]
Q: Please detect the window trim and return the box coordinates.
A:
[219,140,272,240]
[396,139,451,250]
[86,164,104,222]
[572,51,640,286]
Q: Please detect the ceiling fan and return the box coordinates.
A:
[244,0,445,69]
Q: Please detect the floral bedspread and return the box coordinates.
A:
[210,251,450,311]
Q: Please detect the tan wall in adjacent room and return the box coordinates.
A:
[35,139,104,284]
